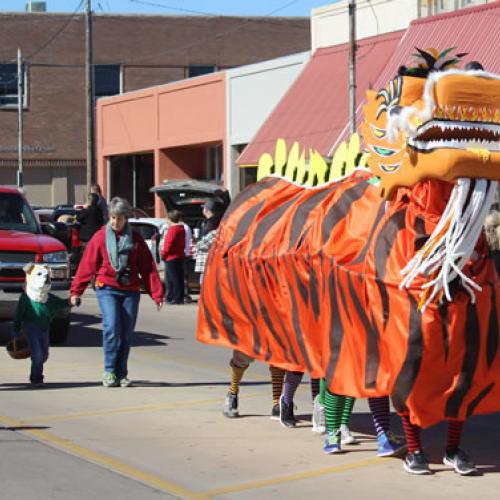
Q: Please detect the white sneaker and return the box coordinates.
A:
[311,394,326,433]
[119,377,133,387]
[340,424,358,445]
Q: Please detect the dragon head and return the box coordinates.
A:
[361,48,500,199]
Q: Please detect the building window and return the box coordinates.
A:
[0,63,27,108]
[187,65,216,78]
[94,64,122,99]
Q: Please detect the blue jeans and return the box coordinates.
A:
[95,286,140,379]
[24,322,50,383]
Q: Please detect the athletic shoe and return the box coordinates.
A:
[340,424,358,444]
[270,404,280,420]
[311,394,326,433]
[377,431,407,457]
[323,431,343,454]
[279,394,297,428]
[403,451,432,475]
[102,372,118,387]
[443,448,479,476]
[223,391,239,418]
[119,377,133,388]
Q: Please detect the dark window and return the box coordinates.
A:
[94,65,121,98]
[0,63,27,108]
[187,65,216,78]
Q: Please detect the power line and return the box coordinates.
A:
[1,1,309,68]
[116,0,308,65]
[24,0,85,61]
[129,0,304,17]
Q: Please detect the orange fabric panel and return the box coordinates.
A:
[197,172,500,429]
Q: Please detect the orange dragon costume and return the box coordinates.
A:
[197,50,500,430]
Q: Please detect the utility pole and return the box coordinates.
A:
[17,48,24,189]
[85,0,95,194]
[348,0,357,135]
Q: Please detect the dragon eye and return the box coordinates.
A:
[370,145,398,157]
[380,162,401,173]
[370,125,386,139]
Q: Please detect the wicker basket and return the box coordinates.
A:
[6,336,31,360]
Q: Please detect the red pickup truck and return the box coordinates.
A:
[0,186,71,344]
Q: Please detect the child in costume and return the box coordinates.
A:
[12,264,71,386]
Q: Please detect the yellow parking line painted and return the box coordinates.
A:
[0,413,199,499]
[195,457,386,499]
[20,391,269,424]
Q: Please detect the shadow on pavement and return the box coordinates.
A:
[67,313,171,347]
[0,381,102,391]
[130,380,271,388]
[1,425,51,431]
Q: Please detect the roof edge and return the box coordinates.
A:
[410,2,499,27]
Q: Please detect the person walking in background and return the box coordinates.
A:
[178,212,194,303]
[70,197,164,388]
[194,199,224,283]
[77,193,104,246]
[90,183,109,223]
[161,210,186,305]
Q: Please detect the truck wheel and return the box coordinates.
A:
[50,316,70,345]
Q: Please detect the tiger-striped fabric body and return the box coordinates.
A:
[196,171,500,428]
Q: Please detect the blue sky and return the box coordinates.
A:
[3,0,334,16]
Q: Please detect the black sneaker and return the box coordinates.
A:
[270,404,280,420]
[279,395,297,428]
[443,448,479,476]
[403,451,432,475]
[223,391,239,418]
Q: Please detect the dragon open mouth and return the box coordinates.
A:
[408,120,500,151]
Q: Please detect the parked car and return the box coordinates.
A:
[150,180,231,295]
[128,217,167,276]
[0,187,72,344]
[150,180,230,229]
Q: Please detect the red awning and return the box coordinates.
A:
[237,30,404,166]
[373,2,500,90]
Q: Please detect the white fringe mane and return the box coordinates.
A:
[400,178,498,311]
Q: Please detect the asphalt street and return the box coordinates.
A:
[0,291,499,499]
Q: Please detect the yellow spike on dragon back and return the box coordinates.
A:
[256,133,369,186]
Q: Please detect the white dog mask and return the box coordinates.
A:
[24,264,51,303]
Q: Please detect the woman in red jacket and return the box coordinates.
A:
[70,197,164,388]
[161,210,186,305]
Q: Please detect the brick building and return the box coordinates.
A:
[0,12,310,206]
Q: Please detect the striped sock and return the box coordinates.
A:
[282,371,303,405]
[340,396,355,426]
[310,378,320,402]
[229,360,248,395]
[446,420,464,454]
[269,365,286,406]
[368,396,390,437]
[319,378,327,406]
[401,414,422,453]
[325,391,344,433]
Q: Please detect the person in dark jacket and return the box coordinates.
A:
[161,210,186,304]
[77,193,104,244]
[90,183,109,223]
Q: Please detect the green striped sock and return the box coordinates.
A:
[325,391,344,433]
[319,378,327,406]
[341,396,356,426]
